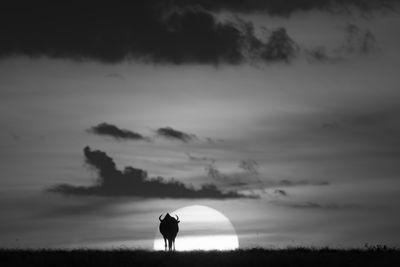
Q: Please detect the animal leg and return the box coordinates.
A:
[163,237,167,251]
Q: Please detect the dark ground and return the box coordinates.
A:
[1,247,400,267]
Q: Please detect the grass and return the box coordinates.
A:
[1,247,400,267]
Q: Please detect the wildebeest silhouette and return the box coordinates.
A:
[159,213,180,251]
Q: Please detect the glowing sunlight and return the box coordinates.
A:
[154,205,239,251]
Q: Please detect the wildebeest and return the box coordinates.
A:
[159,213,180,251]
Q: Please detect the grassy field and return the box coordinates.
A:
[1,247,400,267]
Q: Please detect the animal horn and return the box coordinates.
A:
[159,214,163,221]
[175,215,179,221]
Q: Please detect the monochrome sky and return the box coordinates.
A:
[1,1,400,249]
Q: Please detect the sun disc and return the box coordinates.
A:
[154,205,239,251]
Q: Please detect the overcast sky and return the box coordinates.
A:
[1,1,400,249]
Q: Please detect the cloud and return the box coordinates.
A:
[235,179,329,197]
[238,22,299,63]
[238,159,259,175]
[155,127,197,142]
[276,179,330,187]
[202,160,329,189]
[0,3,237,64]
[0,1,395,64]
[106,73,126,80]
[269,199,361,210]
[284,201,359,210]
[87,123,149,141]
[337,24,378,55]
[0,2,302,64]
[205,137,224,144]
[305,46,344,63]
[274,189,288,196]
[201,158,329,189]
[230,178,330,195]
[88,123,215,144]
[260,28,299,62]
[185,152,214,162]
[176,0,398,15]
[205,162,225,180]
[304,23,378,63]
[204,160,264,185]
[48,146,248,199]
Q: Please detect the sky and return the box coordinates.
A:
[1,1,400,249]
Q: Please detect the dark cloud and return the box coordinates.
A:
[0,2,300,64]
[274,189,288,196]
[260,28,299,62]
[238,22,299,63]
[1,2,390,64]
[155,127,197,142]
[0,3,238,64]
[87,123,149,141]
[48,146,247,199]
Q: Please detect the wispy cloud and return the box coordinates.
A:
[274,189,288,196]
[155,127,197,142]
[185,152,214,162]
[106,73,126,80]
[275,179,330,187]
[336,24,377,55]
[202,158,329,189]
[205,162,225,180]
[204,159,261,181]
[304,23,378,62]
[238,159,260,176]
[271,200,360,210]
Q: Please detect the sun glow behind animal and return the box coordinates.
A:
[154,205,239,251]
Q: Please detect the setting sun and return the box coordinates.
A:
[154,205,239,251]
